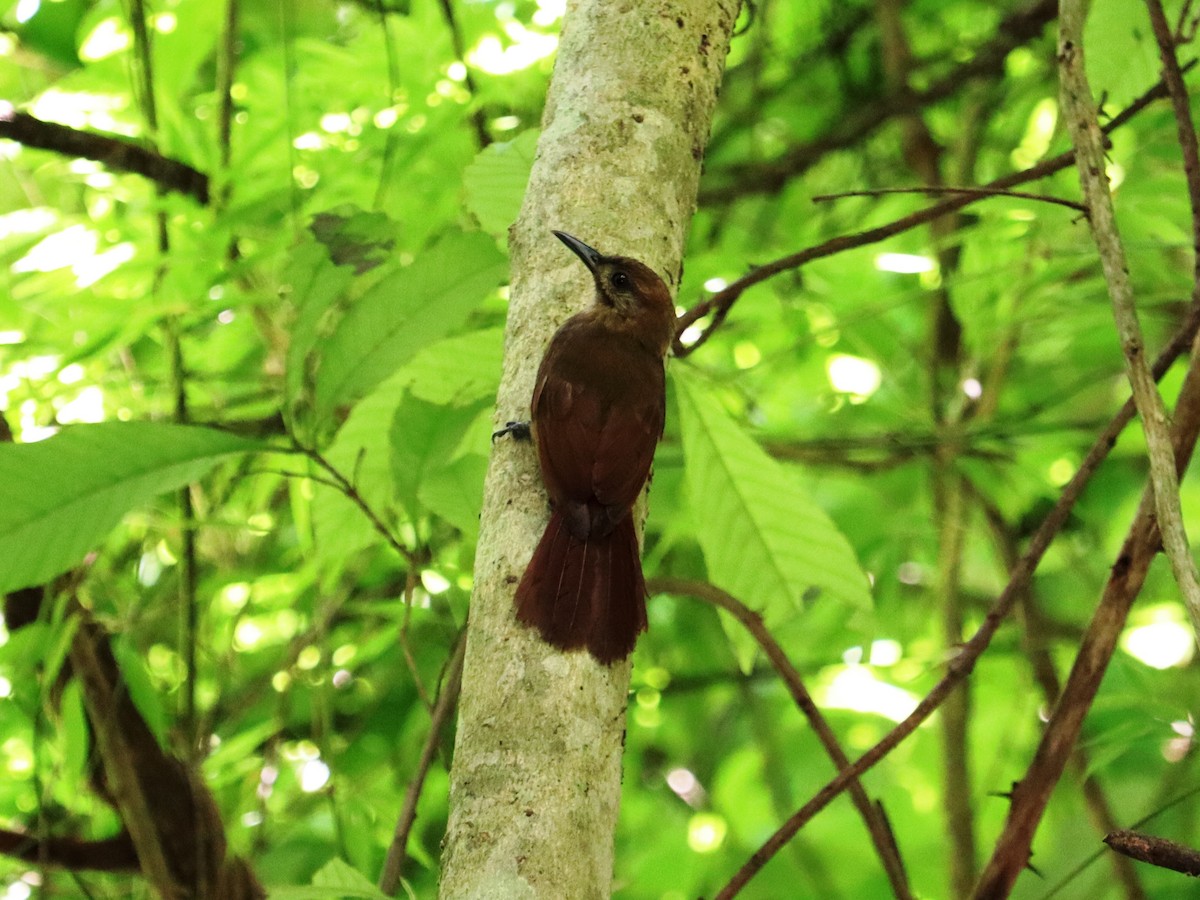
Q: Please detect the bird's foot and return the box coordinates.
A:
[492,420,532,443]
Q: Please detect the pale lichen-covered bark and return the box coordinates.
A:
[439,1,740,898]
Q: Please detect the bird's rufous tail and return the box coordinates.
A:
[514,512,647,664]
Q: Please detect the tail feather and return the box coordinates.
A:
[514,512,648,664]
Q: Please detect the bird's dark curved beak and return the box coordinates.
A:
[552,230,603,274]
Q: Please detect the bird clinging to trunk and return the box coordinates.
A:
[508,231,676,664]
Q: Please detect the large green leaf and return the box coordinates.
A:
[389,392,487,521]
[311,230,507,434]
[308,369,411,573]
[673,369,872,666]
[419,453,487,541]
[0,423,263,593]
[463,129,539,238]
[284,239,357,424]
[402,326,504,406]
[269,857,390,899]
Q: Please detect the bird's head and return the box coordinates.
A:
[553,230,676,352]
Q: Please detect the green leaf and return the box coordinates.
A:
[267,858,390,899]
[114,637,169,746]
[284,240,358,429]
[403,326,504,405]
[309,370,410,572]
[419,453,487,540]
[389,393,487,521]
[60,679,88,784]
[39,613,80,707]
[463,129,539,237]
[673,369,872,668]
[0,423,263,594]
[311,230,507,435]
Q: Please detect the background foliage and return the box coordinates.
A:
[1,0,1198,897]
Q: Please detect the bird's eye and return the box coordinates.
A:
[610,271,631,290]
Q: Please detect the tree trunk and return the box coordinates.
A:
[439,1,740,897]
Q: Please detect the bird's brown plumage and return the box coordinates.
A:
[513,231,675,664]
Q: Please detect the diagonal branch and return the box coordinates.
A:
[650,576,912,900]
[700,0,1058,203]
[379,629,467,895]
[812,185,1087,214]
[674,69,1184,358]
[971,323,1200,895]
[1059,0,1200,634]
[711,299,1200,900]
[0,103,209,203]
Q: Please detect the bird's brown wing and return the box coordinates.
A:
[532,373,601,506]
[591,388,663,509]
[533,367,663,514]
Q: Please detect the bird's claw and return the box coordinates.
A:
[492,420,532,443]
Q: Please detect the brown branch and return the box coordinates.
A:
[971,329,1200,896]
[1105,831,1200,877]
[296,442,418,566]
[700,0,1058,204]
[379,629,467,895]
[971,485,1148,899]
[400,565,434,711]
[1145,0,1200,262]
[0,104,208,204]
[969,7,1200,893]
[435,0,490,150]
[0,828,139,871]
[650,576,912,899]
[711,299,1200,900]
[812,186,1087,214]
[69,610,265,897]
[673,69,1183,358]
[1060,0,1200,636]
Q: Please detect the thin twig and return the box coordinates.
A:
[372,0,404,210]
[711,300,1200,900]
[1104,831,1200,877]
[971,324,1200,896]
[243,467,345,492]
[294,443,417,566]
[215,0,239,193]
[1177,0,1199,42]
[434,0,490,149]
[700,0,1059,203]
[674,70,1184,358]
[649,576,912,900]
[1060,0,1200,637]
[812,185,1087,214]
[400,566,433,711]
[379,629,467,895]
[1147,0,1200,631]
[288,444,432,706]
[1144,3,1200,244]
